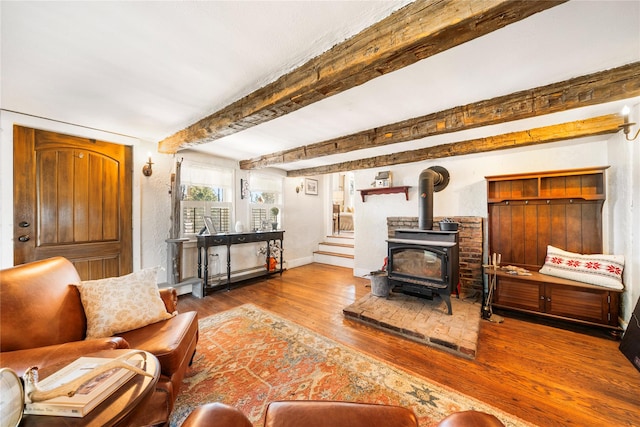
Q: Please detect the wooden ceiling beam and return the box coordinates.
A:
[285,114,624,177]
[158,0,564,153]
[241,62,640,170]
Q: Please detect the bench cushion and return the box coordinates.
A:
[539,245,624,290]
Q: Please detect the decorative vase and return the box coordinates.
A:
[271,222,278,230]
[235,221,244,232]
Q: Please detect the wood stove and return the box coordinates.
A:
[387,229,459,315]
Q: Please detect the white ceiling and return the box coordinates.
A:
[2,1,639,172]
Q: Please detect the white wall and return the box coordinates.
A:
[283,175,327,268]
[607,105,640,325]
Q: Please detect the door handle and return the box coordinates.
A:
[18,234,30,242]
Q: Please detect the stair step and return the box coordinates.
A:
[313,250,354,259]
[325,235,354,245]
[313,251,354,268]
[318,242,353,256]
[321,242,354,248]
[314,232,355,268]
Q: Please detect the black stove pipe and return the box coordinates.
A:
[418,166,450,230]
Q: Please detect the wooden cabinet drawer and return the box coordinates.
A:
[545,284,609,324]
[230,234,251,244]
[495,277,543,312]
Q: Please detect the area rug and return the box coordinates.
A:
[343,292,481,358]
[170,304,534,427]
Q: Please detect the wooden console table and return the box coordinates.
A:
[358,186,410,202]
[197,230,284,294]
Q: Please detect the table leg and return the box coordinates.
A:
[279,238,284,276]
[266,240,271,272]
[197,246,203,280]
[226,244,232,291]
[202,247,209,290]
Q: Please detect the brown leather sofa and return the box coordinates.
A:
[180,401,506,427]
[0,256,199,426]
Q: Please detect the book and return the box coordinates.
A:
[24,355,143,417]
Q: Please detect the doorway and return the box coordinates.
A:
[331,172,355,236]
[13,125,133,279]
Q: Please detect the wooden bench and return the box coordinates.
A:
[488,267,622,334]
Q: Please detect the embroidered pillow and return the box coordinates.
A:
[75,267,174,339]
[539,245,624,290]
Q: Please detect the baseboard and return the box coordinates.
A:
[287,256,314,269]
[354,267,371,278]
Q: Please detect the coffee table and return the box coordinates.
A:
[19,349,159,427]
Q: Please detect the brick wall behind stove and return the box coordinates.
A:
[387,216,484,295]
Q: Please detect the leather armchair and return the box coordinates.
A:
[180,401,506,427]
[182,401,418,427]
[0,257,199,426]
[0,257,129,375]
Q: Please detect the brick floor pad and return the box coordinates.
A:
[343,291,481,358]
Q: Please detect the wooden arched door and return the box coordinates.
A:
[13,125,132,279]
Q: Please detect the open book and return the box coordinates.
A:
[24,355,143,417]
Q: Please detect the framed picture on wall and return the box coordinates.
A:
[305,178,318,195]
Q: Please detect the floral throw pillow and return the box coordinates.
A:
[539,245,624,290]
[75,267,174,339]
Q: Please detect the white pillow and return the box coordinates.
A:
[75,267,174,339]
[539,245,624,290]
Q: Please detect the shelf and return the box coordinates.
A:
[358,186,410,202]
[486,166,607,281]
[486,166,608,203]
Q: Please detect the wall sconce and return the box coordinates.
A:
[620,106,640,141]
[295,179,304,194]
[142,153,153,177]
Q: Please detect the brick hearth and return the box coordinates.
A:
[343,292,481,358]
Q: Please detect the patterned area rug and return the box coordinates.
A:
[170,304,534,427]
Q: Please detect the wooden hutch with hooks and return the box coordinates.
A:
[485,166,622,335]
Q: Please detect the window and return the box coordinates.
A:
[248,173,283,231]
[180,161,233,235]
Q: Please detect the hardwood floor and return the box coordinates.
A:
[177,263,640,427]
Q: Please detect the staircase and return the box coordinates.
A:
[313,234,354,268]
